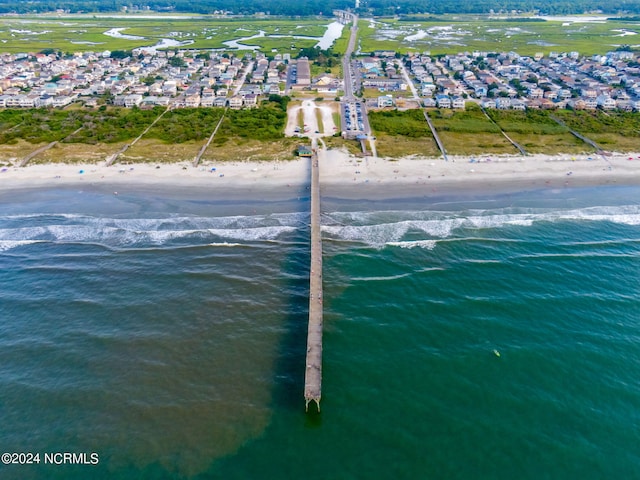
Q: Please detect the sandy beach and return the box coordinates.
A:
[1,149,640,199]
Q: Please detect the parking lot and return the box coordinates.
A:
[342,100,369,137]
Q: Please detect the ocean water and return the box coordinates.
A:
[1,185,639,479]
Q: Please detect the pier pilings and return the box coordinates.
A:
[304,144,323,412]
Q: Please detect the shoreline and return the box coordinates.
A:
[1,149,640,201]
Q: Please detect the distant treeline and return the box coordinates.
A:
[2,0,640,15]
[365,0,640,15]
[0,0,348,15]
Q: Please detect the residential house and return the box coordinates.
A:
[229,95,243,109]
[124,94,143,108]
[422,97,436,107]
[451,96,465,109]
[435,94,451,108]
[185,94,201,107]
[213,97,227,107]
[243,94,258,107]
[596,95,616,110]
[496,97,511,109]
[480,98,496,109]
[377,95,395,108]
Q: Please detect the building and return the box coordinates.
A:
[297,145,313,157]
[295,57,311,87]
[377,95,395,108]
[435,94,451,108]
[229,95,243,109]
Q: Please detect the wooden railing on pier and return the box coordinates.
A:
[304,144,323,412]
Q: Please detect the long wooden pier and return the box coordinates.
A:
[304,143,323,412]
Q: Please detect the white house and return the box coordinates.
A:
[596,95,616,110]
[377,95,395,108]
[435,94,451,108]
[451,96,465,109]
[124,94,143,108]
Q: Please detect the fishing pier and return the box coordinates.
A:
[304,144,323,412]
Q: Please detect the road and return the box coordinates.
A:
[284,62,296,94]
[337,11,375,155]
[341,12,358,102]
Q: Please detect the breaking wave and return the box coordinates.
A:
[322,205,640,248]
[0,213,305,251]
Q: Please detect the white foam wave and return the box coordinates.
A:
[322,205,640,247]
[0,240,42,252]
[352,272,414,281]
[0,223,298,247]
[206,226,298,241]
[0,212,307,230]
[386,240,437,250]
[323,222,410,245]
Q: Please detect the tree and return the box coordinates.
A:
[169,56,186,68]
[142,75,156,86]
[110,50,131,59]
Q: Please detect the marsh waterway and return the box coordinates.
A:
[222,21,343,50]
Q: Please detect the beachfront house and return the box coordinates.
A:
[481,98,496,109]
[596,95,616,110]
[452,96,465,109]
[511,99,526,111]
[124,94,143,108]
[229,95,243,109]
[436,94,451,108]
[184,94,201,108]
[422,97,436,108]
[243,94,258,107]
[496,97,511,109]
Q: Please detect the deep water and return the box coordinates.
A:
[1,185,639,479]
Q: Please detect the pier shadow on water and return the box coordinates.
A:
[270,195,314,414]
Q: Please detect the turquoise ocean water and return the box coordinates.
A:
[1,185,639,479]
